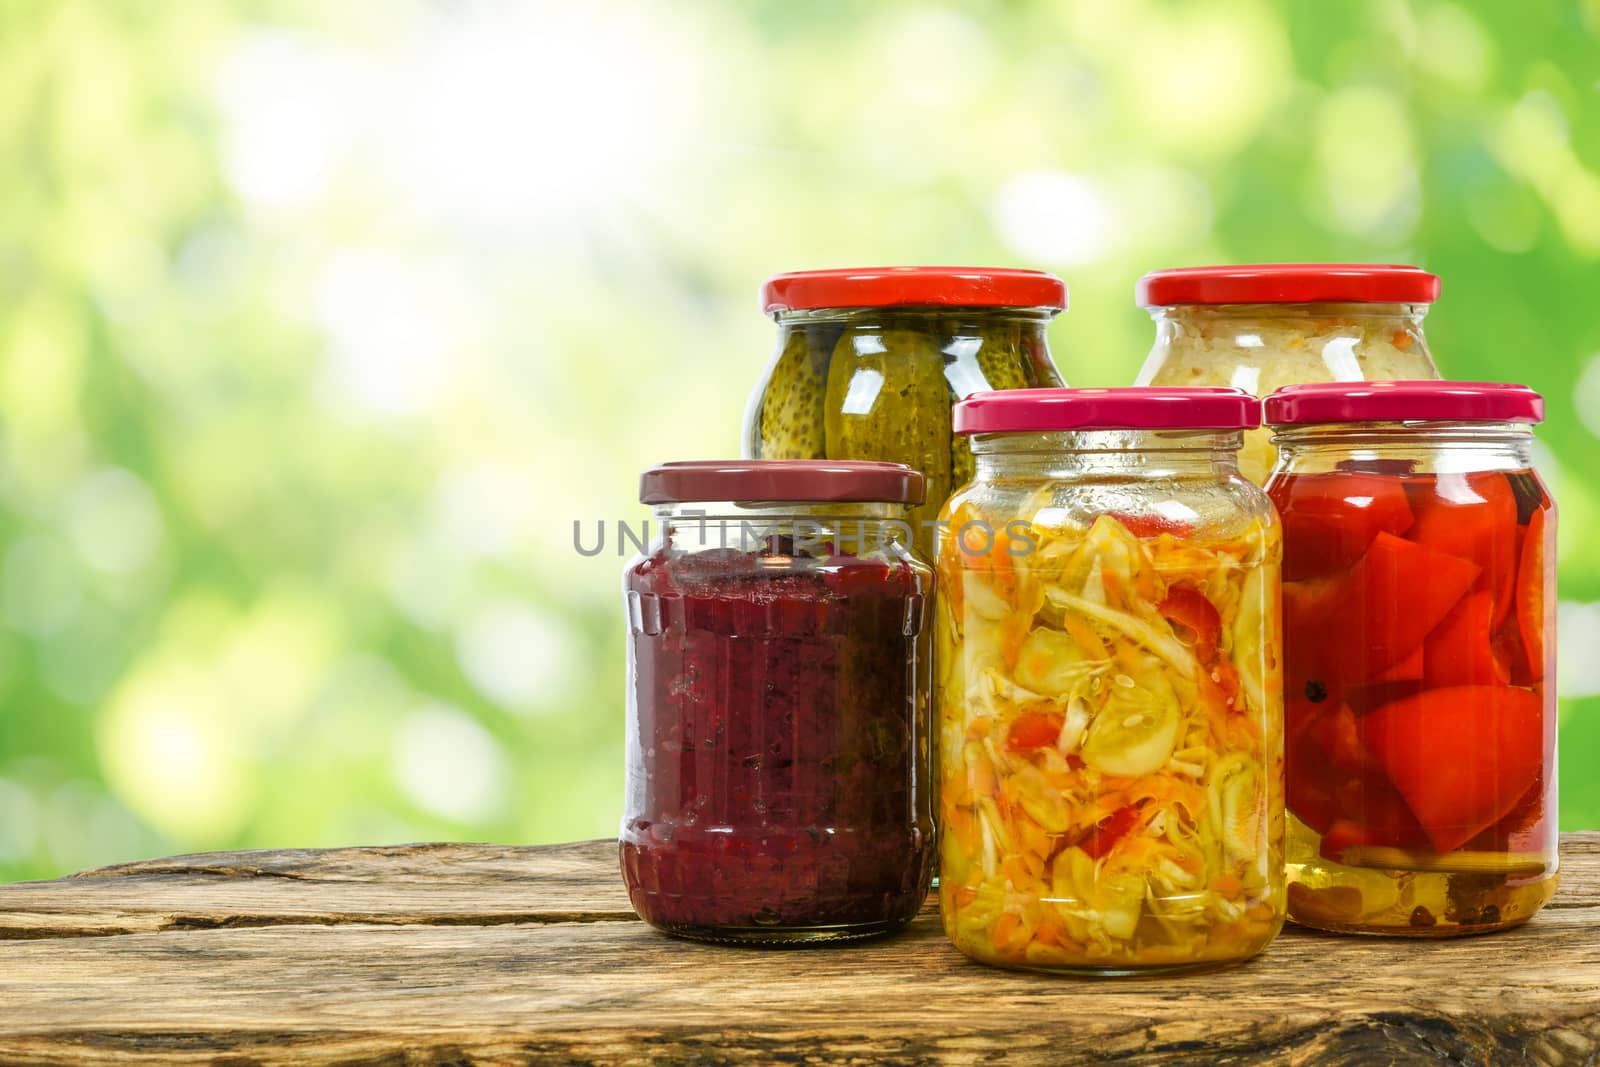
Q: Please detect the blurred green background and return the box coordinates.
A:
[1,0,1597,880]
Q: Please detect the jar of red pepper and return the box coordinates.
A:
[1264,382,1557,936]
[621,460,935,943]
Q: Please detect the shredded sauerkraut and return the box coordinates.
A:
[1137,305,1439,482]
[936,498,1285,970]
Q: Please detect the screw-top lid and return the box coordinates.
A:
[639,460,925,505]
[953,387,1261,435]
[761,267,1068,313]
[1264,381,1545,425]
[1137,264,1440,307]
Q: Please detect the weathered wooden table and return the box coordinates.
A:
[1,835,1597,1064]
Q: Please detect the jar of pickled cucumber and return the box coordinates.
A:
[1264,382,1558,936]
[1134,264,1442,484]
[936,387,1285,975]
[621,460,935,944]
[746,267,1068,562]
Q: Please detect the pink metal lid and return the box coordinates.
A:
[953,387,1261,435]
[640,460,925,505]
[1264,381,1544,425]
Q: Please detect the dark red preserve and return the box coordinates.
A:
[620,461,934,942]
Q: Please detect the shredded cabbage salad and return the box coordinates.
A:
[936,497,1285,969]
[1137,305,1438,483]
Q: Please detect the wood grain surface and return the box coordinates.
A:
[1,834,1597,1065]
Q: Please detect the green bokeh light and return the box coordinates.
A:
[0,0,1596,880]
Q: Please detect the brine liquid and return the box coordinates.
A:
[1286,815,1558,936]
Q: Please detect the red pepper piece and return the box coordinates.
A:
[1359,685,1544,854]
[1271,472,1415,581]
[1081,803,1141,859]
[1292,714,1428,857]
[1516,506,1551,683]
[1422,591,1510,688]
[1286,532,1479,694]
[1305,703,1378,779]
[1285,701,1349,836]
[1006,710,1064,751]
[1373,645,1424,682]
[1158,586,1222,660]
[1407,471,1518,626]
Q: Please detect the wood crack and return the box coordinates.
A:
[0,910,643,941]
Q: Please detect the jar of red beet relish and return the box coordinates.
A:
[1264,382,1557,936]
[621,460,935,943]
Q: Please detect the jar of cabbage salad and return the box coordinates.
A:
[936,388,1285,975]
[622,460,935,944]
[1265,383,1558,937]
[1134,264,1441,484]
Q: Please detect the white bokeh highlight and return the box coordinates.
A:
[456,600,580,714]
[392,703,509,823]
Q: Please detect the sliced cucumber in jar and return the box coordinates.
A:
[1081,670,1181,777]
[1012,627,1089,696]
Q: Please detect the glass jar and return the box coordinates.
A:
[935,388,1286,974]
[746,267,1069,562]
[1264,382,1558,936]
[1135,264,1442,484]
[620,460,935,943]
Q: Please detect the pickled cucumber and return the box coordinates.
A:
[974,321,1031,391]
[756,328,830,459]
[825,327,951,558]
[941,321,1039,493]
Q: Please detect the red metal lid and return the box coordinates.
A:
[1264,381,1544,425]
[1137,264,1440,307]
[954,387,1261,435]
[639,460,925,505]
[761,267,1068,313]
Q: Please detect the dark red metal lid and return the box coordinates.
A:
[1264,381,1544,425]
[954,387,1261,434]
[761,266,1068,313]
[639,460,925,505]
[1137,264,1440,307]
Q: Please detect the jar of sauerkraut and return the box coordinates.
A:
[1135,264,1442,484]
[622,460,935,944]
[936,388,1285,974]
[1265,382,1558,937]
